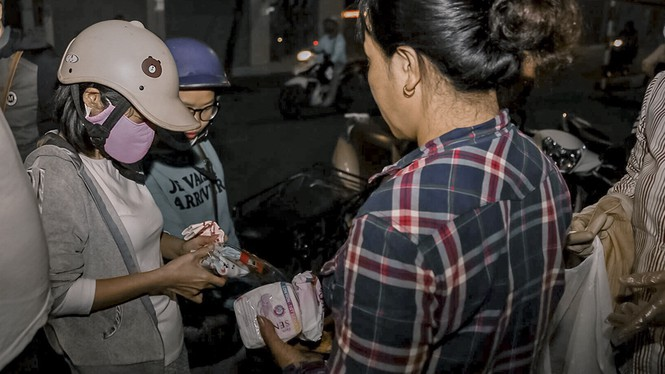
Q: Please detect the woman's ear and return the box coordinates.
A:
[82,87,105,113]
[394,46,422,93]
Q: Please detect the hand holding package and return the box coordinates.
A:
[234,271,325,349]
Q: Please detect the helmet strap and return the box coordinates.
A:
[153,126,192,151]
[69,84,131,152]
[68,84,146,183]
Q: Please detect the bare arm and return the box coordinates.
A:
[160,231,218,260]
[92,245,226,312]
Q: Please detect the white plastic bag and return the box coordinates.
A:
[539,236,616,373]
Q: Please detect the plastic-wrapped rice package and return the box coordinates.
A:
[182,220,226,243]
[182,221,257,278]
[292,271,324,342]
[201,244,251,277]
[234,282,302,349]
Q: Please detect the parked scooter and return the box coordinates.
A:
[332,113,415,182]
[530,113,630,212]
[233,113,409,278]
[278,49,371,119]
[603,21,639,78]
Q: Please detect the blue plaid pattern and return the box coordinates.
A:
[321,111,571,373]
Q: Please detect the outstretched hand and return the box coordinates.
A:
[160,245,227,303]
[257,316,323,369]
[607,271,665,345]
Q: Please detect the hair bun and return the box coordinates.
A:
[489,0,580,70]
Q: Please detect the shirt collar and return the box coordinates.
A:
[370,110,511,183]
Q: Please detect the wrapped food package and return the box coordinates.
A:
[292,271,324,342]
[234,282,302,349]
[200,244,251,277]
[182,220,226,243]
[234,271,325,349]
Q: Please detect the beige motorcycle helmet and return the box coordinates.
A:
[58,20,199,132]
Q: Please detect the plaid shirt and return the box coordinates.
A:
[320,111,571,373]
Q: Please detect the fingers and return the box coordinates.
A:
[608,302,645,345]
[569,218,588,233]
[567,212,608,244]
[206,273,227,288]
[178,292,204,304]
[196,235,219,246]
[620,271,665,288]
[190,244,214,260]
[190,246,228,287]
[258,315,280,347]
[258,315,301,368]
[586,212,609,235]
[567,230,596,246]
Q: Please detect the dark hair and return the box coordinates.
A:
[53,83,127,156]
[358,0,581,92]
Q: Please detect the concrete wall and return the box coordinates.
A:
[37,0,646,74]
[48,0,147,55]
[164,0,247,68]
[46,0,247,72]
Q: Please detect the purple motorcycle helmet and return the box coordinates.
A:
[165,37,230,89]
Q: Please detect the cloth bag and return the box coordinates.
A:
[539,237,616,373]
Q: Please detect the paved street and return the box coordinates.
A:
[524,44,644,141]
[212,73,355,208]
[213,44,646,210]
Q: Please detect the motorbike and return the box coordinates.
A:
[604,37,638,78]
[530,113,631,212]
[233,113,409,278]
[278,49,373,120]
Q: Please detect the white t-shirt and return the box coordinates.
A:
[61,155,184,365]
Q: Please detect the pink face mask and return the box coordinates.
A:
[85,103,155,164]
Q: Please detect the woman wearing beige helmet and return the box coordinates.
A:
[24,20,226,373]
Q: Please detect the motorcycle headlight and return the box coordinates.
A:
[541,136,583,173]
[297,50,313,62]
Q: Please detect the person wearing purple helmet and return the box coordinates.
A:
[143,37,245,373]
[144,37,238,248]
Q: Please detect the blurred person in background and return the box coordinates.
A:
[0,0,59,160]
[314,16,346,107]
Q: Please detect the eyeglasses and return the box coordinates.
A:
[187,102,219,122]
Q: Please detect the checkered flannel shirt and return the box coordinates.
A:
[320,111,571,373]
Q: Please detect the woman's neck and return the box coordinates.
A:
[86,148,105,160]
[416,89,499,146]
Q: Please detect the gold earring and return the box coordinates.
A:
[403,85,415,98]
